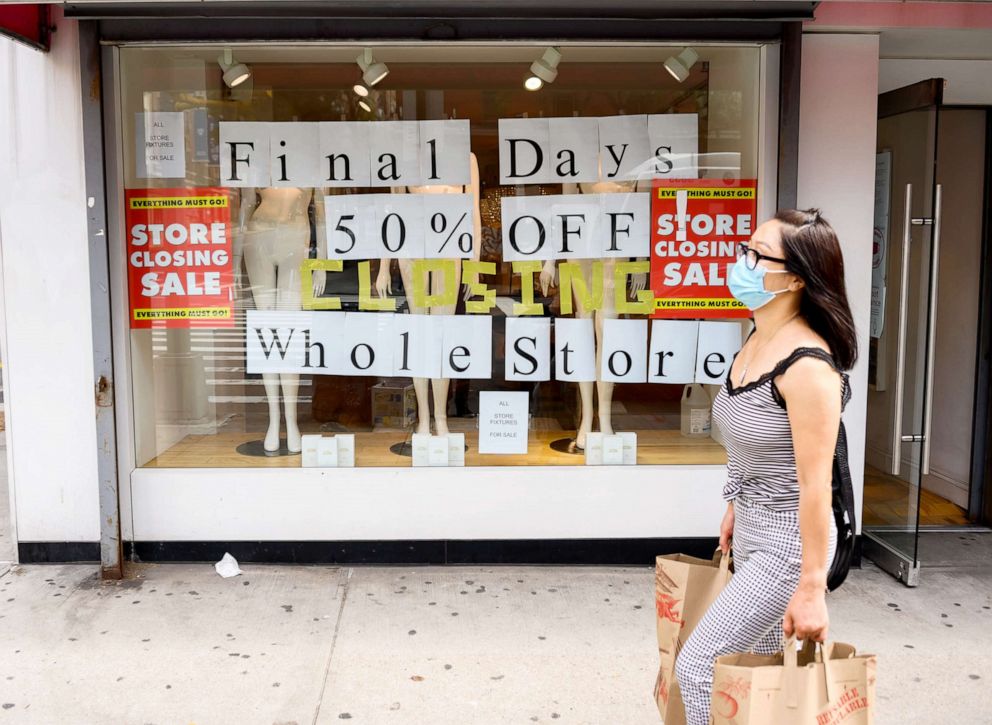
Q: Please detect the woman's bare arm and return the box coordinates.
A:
[777,354,842,640]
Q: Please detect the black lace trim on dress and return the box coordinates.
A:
[726,346,849,411]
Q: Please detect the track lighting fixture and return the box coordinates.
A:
[524,76,543,92]
[353,83,369,98]
[524,46,561,90]
[664,47,699,83]
[358,99,373,113]
[356,48,389,87]
[218,48,251,88]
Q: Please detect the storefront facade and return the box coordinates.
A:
[1,2,882,571]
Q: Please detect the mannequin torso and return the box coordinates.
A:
[248,187,310,229]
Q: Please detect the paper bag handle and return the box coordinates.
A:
[783,637,838,709]
[712,547,732,573]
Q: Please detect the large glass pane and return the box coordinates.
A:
[119,43,763,468]
[864,105,937,565]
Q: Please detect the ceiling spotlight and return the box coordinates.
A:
[353,83,369,97]
[526,47,561,89]
[356,48,389,87]
[524,75,543,92]
[218,48,251,89]
[358,99,373,113]
[664,47,699,83]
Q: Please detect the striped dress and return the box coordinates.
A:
[711,347,852,512]
[675,345,850,725]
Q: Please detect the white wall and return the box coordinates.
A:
[130,466,729,541]
[879,59,992,105]
[797,34,881,529]
[0,15,101,543]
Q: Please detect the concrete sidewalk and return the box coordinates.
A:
[0,557,990,725]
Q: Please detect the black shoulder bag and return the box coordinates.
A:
[826,421,857,591]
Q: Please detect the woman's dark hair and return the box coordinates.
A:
[775,208,859,370]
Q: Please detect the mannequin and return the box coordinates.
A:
[231,189,257,299]
[540,176,648,452]
[375,153,482,437]
[241,187,327,453]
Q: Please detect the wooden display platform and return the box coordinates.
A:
[143,428,727,468]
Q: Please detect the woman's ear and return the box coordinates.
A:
[790,276,805,292]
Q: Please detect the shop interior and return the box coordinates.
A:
[119,44,760,468]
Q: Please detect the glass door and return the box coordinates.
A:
[863,79,945,586]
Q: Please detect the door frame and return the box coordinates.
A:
[972,109,992,523]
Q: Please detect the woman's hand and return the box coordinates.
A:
[783,583,829,642]
[719,502,734,555]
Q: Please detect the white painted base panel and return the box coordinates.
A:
[129,465,727,541]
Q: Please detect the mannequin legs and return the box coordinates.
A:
[259,373,301,453]
[428,261,461,436]
[262,374,281,451]
[281,374,301,452]
[399,260,432,436]
[244,227,306,453]
[399,259,461,436]
[571,259,618,450]
[575,381,594,448]
[410,376,452,437]
[412,377,431,436]
[432,379,452,437]
[597,380,616,436]
[592,267,617,437]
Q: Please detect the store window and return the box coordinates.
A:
[118,43,763,469]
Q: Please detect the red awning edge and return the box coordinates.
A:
[0,4,52,52]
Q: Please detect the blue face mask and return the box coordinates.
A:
[727,261,791,311]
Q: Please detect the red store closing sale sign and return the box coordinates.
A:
[649,179,757,319]
[125,187,235,328]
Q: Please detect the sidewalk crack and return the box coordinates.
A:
[311,568,352,725]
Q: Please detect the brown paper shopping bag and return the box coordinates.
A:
[711,638,877,724]
[653,550,732,724]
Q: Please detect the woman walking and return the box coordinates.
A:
[674,209,857,725]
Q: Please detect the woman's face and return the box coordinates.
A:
[750,219,800,294]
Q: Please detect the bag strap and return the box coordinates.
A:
[784,638,839,708]
[832,421,858,535]
[711,547,732,573]
[821,642,839,704]
[783,637,804,709]
[782,636,839,710]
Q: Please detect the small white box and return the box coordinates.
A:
[428,436,449,467]
[619,431,638,465]
[602,434,624,465]
[584,432,604,466]
[412,434,431,467]
[336,434,355,467]
[447,432,465,467]
[316,436,339,467]
[301,434,321,468]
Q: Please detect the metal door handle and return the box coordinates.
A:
[891,184,913,476]
[921,184,942,475]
